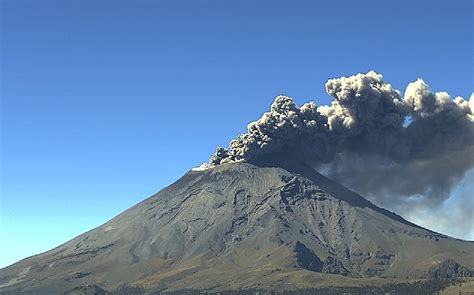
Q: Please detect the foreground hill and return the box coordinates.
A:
[1,161,473,294]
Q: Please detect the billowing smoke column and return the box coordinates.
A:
[208,71,473,167]
[204,71,474,226]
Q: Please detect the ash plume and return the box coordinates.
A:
[205,71,474,227]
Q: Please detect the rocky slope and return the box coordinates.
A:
[0,161,473,294]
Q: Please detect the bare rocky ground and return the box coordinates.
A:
[0,161,473,294]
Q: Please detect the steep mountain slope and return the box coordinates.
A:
[1,162,473,294]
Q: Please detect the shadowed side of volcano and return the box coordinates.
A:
[249,154,430,231]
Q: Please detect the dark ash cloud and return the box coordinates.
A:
[202,71,473,237]
[206,71,473,166]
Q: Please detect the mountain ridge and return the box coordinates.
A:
[1,161,473,294]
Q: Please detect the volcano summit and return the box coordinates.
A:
[1,160,473,294]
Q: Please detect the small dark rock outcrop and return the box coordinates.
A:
[293,241,323,272]
[427,260,472,279]
[322,256,349,276]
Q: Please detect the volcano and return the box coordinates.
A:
[1,160,473,294]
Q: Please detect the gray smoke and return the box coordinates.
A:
[208,71,473,166]
[204,71,474,233]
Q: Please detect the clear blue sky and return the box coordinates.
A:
[1,0,472,268]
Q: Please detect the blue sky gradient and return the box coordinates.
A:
[1,0,472,268]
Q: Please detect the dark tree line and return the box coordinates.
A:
[107,278,463,295]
